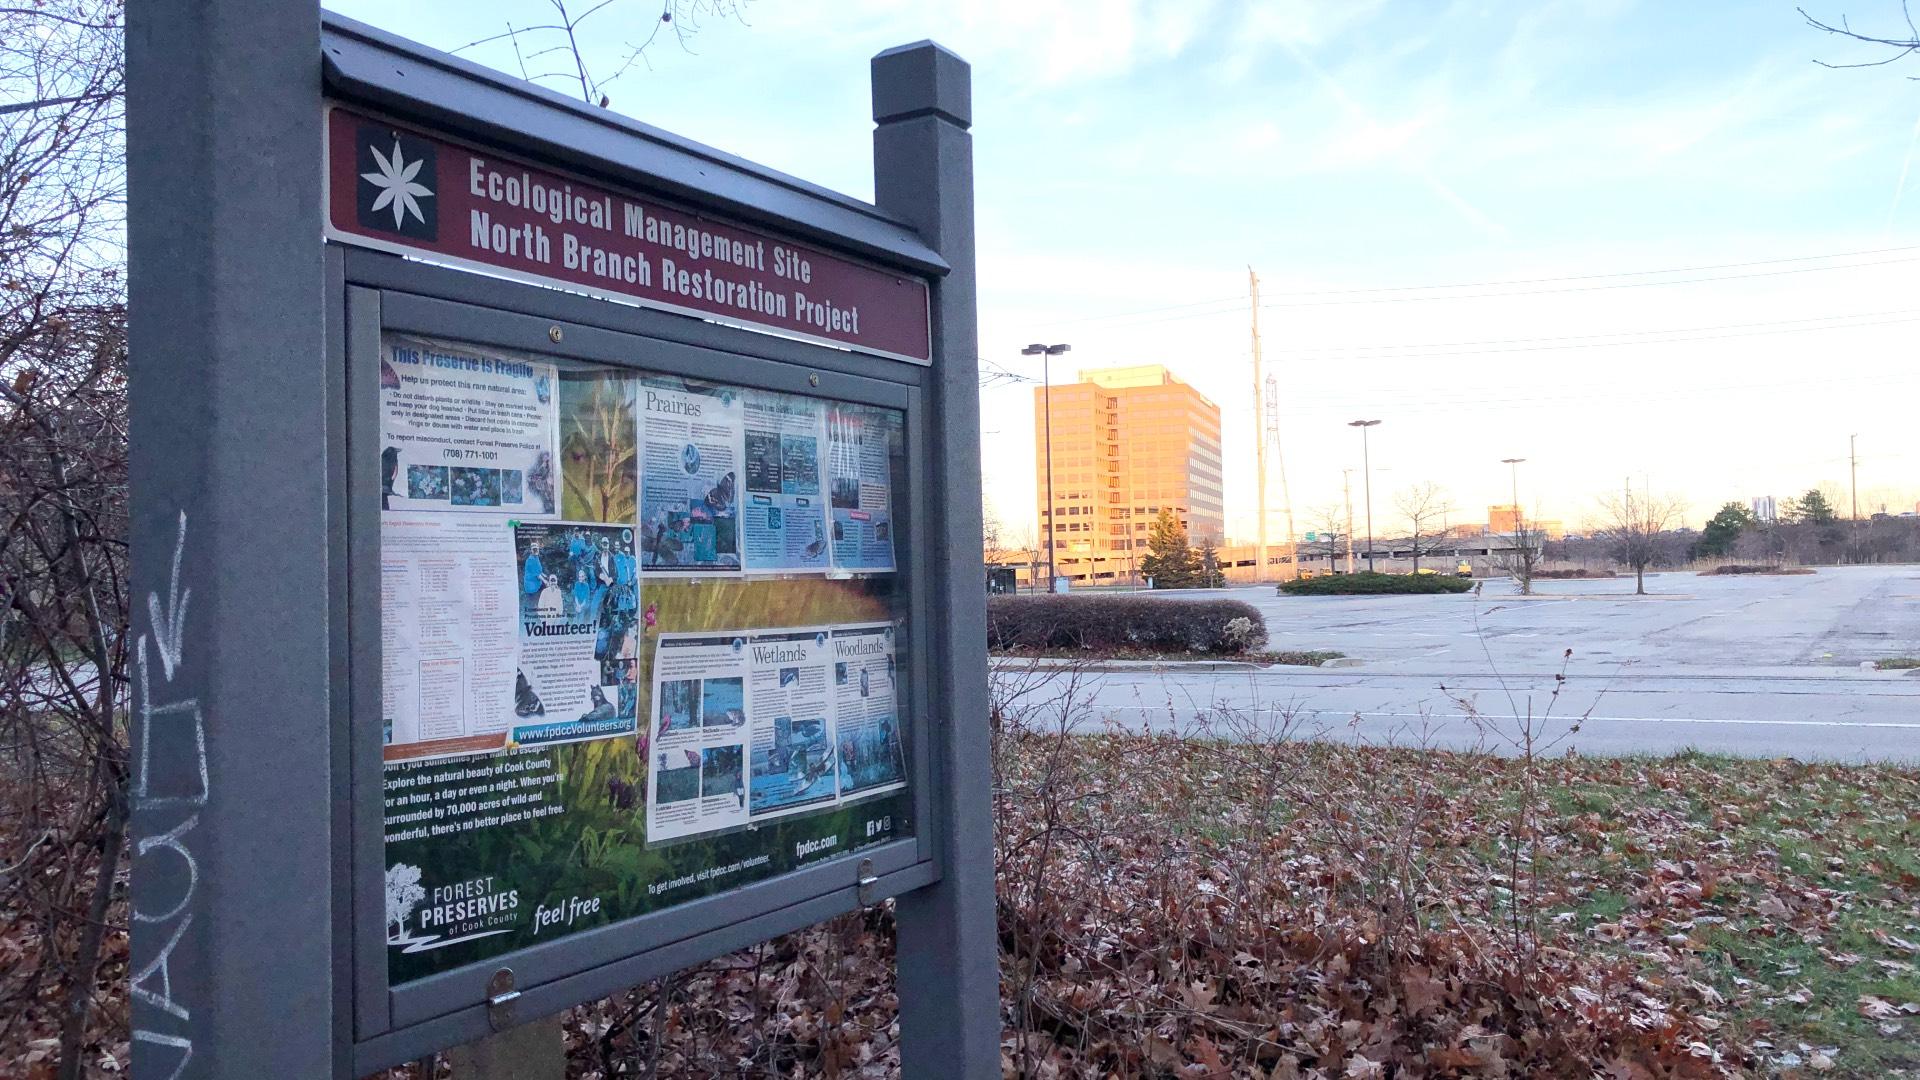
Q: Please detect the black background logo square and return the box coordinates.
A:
[356,125,438,241]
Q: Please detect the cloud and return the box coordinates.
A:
[754,0,1229,89]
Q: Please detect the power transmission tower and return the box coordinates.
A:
[1249,267,1267,581]
[1850,434,1859,521]
[1343,468,1356,575]
[1264,373,1298,580]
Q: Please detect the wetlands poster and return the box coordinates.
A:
[379,343,914,986]
[379,334,558,518]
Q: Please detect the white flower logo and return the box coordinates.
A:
[361,139,433,230]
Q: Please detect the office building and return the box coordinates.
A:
[1033,365,1223,583]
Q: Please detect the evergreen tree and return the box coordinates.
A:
[1196,538,1225,587]
[1694,502,1755,559]
[1788,488,1839,525]
[1140,509,1198,588]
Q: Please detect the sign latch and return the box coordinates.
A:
[485,967,520,1031]
[856,857,878,907]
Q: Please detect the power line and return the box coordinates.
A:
[1014,245,1920,334]
[1028,292,1245,329]
[1259,244,1920,298]
[1265,306,1920,355]
[1263,254,1920,309]
[1270,311,1920,363]
[1277,368,1920,418]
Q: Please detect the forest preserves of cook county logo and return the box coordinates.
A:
[385,863,519,953]
[356,125,438,241]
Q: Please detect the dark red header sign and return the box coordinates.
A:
[325,107,931,364]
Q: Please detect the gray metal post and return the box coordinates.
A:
[127,2,336,1077]
[871,42,1000,1077]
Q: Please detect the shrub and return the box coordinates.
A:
[1700,564,1815,576]
[1279,572,1473,596]
[1220,616,1262,652]
[986,594,1268,654]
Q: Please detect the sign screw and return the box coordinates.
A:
[808,373,821,387]
[547,326,564,343]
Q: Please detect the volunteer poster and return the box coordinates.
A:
[381,512,520,762]
[512,521,641,749]
[826,403,899,573]
[380,334,559,518]
[740,392,832,572]
[638,378,743,573]
[832,623,906,797]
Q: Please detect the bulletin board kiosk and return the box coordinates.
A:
[127,9,995,1077]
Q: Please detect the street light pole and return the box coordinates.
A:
[1501,457,1525,535]
[1024,343,1070,591]
[1349,419,1380,571]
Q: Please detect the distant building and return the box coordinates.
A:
[1032,364,1223,584]
[1752,495,1778,523]
[1485,505,1563,541]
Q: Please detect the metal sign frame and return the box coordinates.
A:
[128,6,996,1077]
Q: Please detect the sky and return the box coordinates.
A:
[330,0,1920,541]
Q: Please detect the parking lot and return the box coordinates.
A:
[1023,566,1920,762]
[1203,564,1920,674]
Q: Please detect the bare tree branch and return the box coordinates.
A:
[451,1,751,107]
[1801,2,1920,75]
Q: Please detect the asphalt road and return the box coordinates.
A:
[1000,566,1920,763]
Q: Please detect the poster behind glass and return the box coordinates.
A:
[374,334,912,983]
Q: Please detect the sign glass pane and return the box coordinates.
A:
[375,333,913,983]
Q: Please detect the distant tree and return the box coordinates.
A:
[980,500,1003,556]
[1594,490,1687,595]
[1394,481,1453,574]
[1493,518,1545,596]
[1786,488,1840,525]
[1694,502,1756,559]
[1297,504,1347,576]
[1195,537,1225,588]
[1735,519,1787,566]
[1140,508,1198,588]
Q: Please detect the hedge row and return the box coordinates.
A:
[986,594,1268,654]
[1279,572,1473,596]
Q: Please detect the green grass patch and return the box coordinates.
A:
[1874,656,1920,670]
